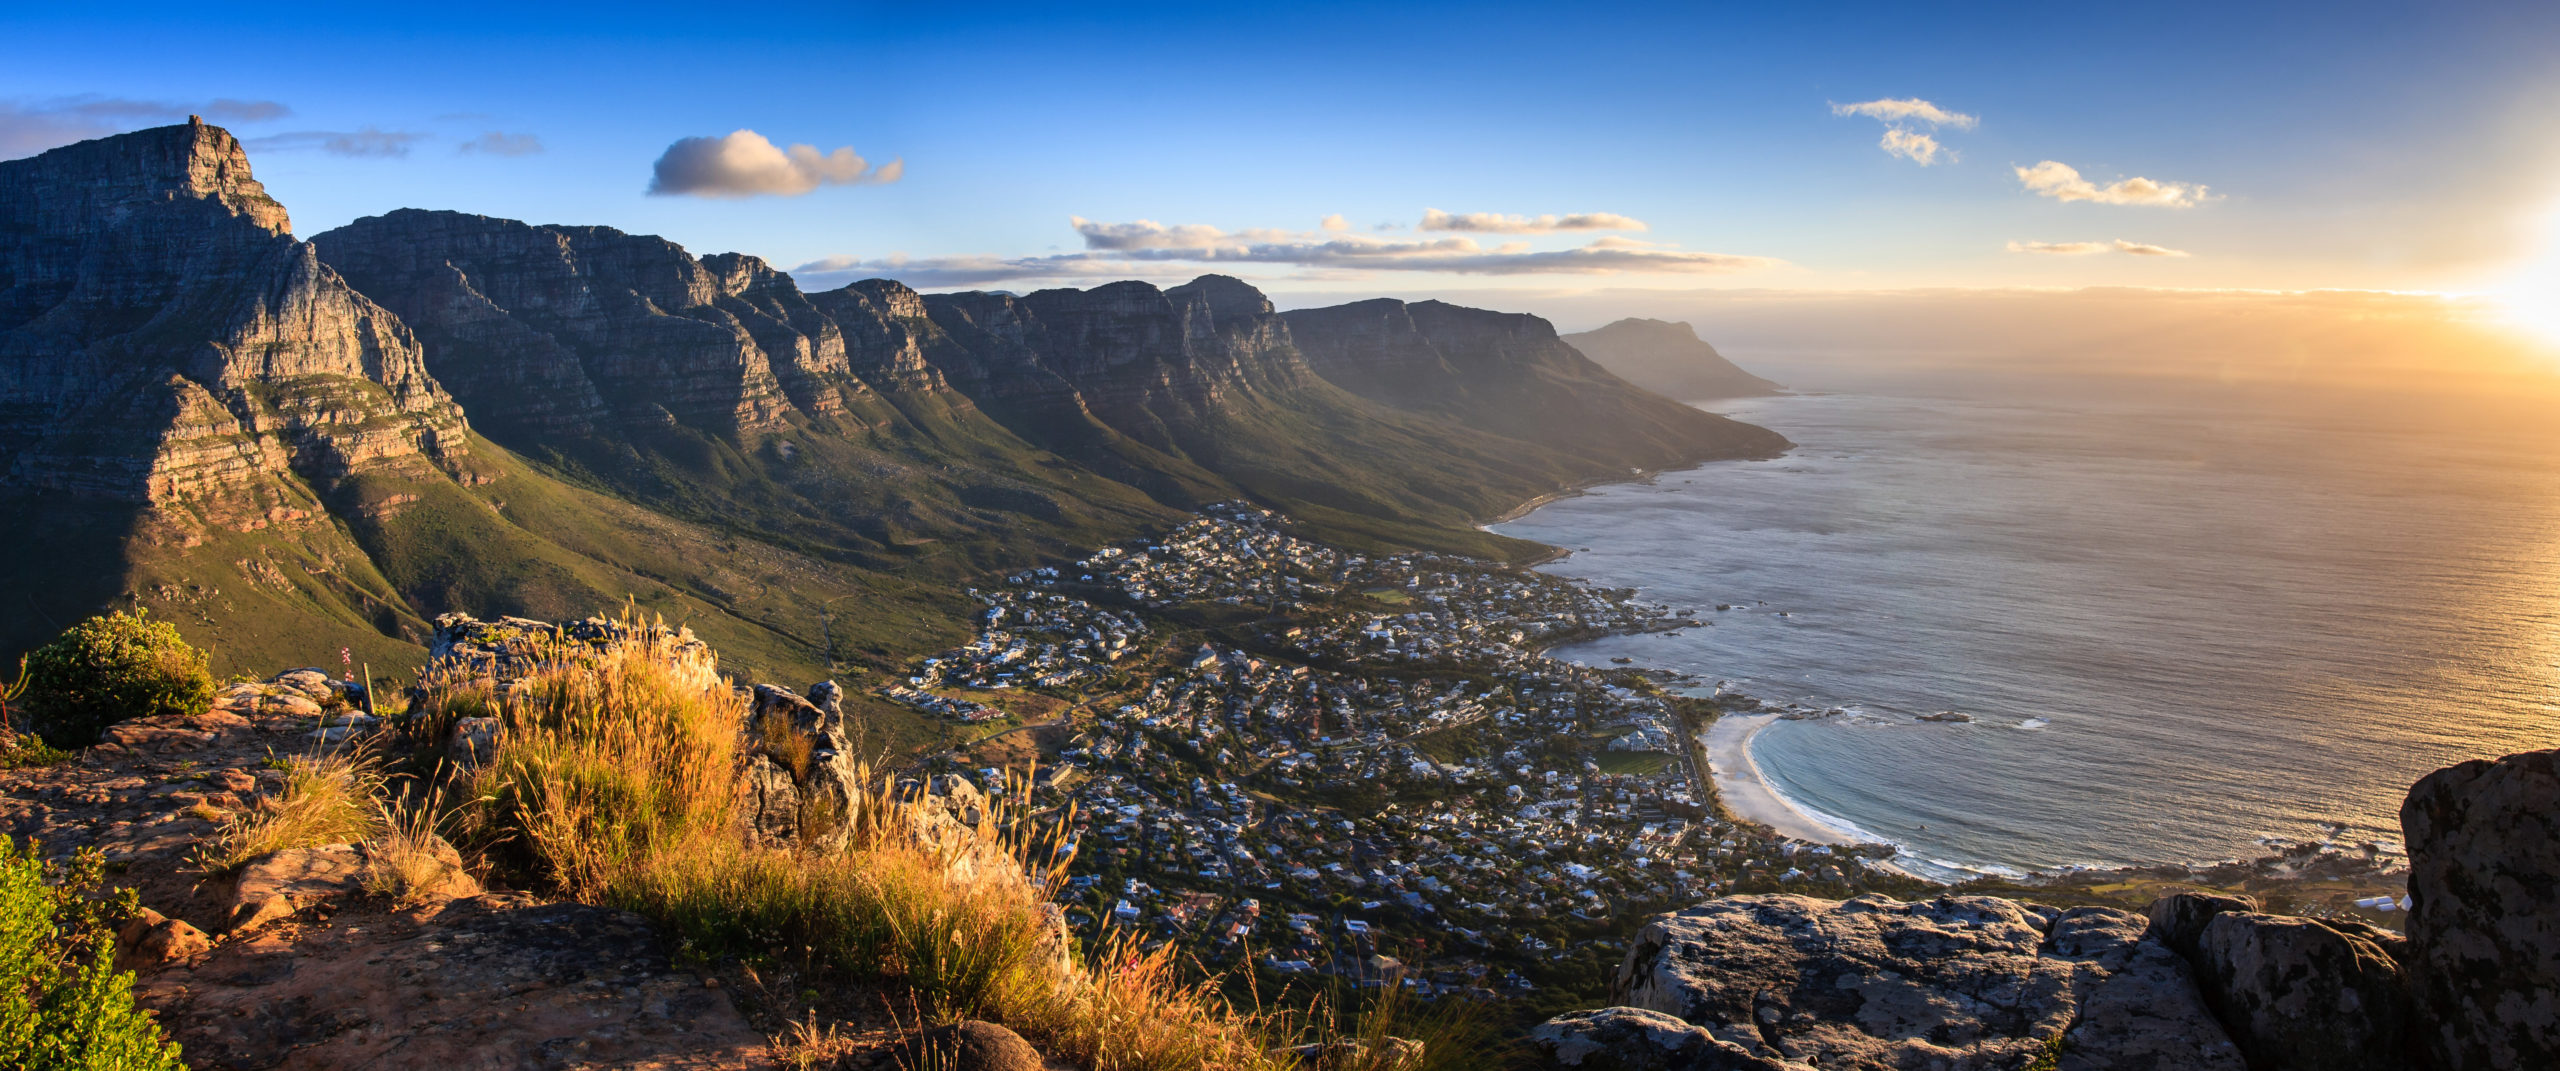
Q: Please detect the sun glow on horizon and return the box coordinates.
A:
[2495,200,2560,355]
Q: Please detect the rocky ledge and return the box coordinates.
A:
[1532,747,2560,1071]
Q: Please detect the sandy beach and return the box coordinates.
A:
[1702,713,1861,845]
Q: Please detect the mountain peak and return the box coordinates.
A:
[2,122,292,237]
[1561,317,1782,400]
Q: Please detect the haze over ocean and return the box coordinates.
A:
[1496,371,2560,881]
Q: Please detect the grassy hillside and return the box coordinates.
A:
[3,432,991,754]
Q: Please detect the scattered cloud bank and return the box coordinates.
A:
[459,131,543,156]
[1418,209,1648,234]
[1832,96,1972,166]
[1830,98,1978,129]
[2007,238,2192,256]
[0,95,291,157]
[795,215,1772,288]
[244,127,424,157]
[1879,128,1945,166]
[2015,161,2209,206]
[647,129,901,197]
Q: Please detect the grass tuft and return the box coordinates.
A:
[358,792,466,905]
[195,749,385,873]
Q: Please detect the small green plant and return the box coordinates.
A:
[20,609,215,747]
[0,838,187,1070]
[0,740,71,772]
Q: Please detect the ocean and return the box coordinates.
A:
[1491,370,2560,881]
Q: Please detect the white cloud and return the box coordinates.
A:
[1320,213,1351,232]
[2015,160,2209,206]
[1832,97,1974,167]
[244,127,424,157]
[1879,128,1948,166]
[1069,217,1281,250]
[458,131,543,156]
[794,218,1773,288]
[793,252,1138,288]
[2008,238,2193,257]
[1,96,292,158]
[1417,209,1649,234]
[647,129,900,197]
[1830,98,1978,129]
[2006,240,2112,255]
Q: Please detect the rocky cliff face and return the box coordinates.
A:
[311,210,826,440]
[918,275,1314,456]
[0,121,466,505]
[1561,318,1782,402]
[1536,747,2560,1071]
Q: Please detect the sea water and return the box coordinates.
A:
[1492,371,2560,880]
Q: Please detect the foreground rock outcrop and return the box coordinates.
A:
[1537,746,2560,1071]
[140,892,767,1070]
[2403,748,2560,1070]
[1557,893,2239,1071]
[0,666,768,1070]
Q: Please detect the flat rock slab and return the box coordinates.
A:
[140,892,767,1071]
[1599,894,2240,1071]
[0,699,339,928]
[236,844,366,904]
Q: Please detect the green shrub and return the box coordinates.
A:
[22,610,214,747]
[0,838,186,1070]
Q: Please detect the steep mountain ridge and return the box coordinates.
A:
[1286,298,1784,473]
[1561,316,1783,401]
[0,120,467,506]
[10,122,1787,715]
[0,126,980,709]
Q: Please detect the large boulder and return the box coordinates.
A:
[751,682,831,736]
[912,1020,1044,1071]
[2189,911,2414,1071]
[739,754,802,847]
[1529,1006,1797,1070]
[1592,894,2236,1071]
[2143,891,2258,960]
[2403,747,2560,1070]
[115,908,211,971]
[2057,937,2246,1071]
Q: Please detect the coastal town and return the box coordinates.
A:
[891,504,1929,1005]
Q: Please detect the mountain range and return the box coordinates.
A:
[0,120,1783,733]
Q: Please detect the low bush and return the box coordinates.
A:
[0,838,186,1070]
[20,610,213,747]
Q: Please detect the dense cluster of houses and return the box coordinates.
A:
[898,506,1917,998]
[913,588,1148,692]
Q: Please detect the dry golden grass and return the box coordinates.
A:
[422,611,1472,1071]
[194,749,385,873]
[359,793,463,905]
[773,1010,859,1071]
[448,624,740,898]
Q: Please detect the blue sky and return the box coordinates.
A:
[8,1,2559,303]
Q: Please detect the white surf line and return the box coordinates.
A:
[1701,712,1862,846]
